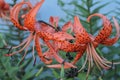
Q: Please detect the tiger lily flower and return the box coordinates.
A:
[5,0,45,62]
[77,13,120,77]
[6,0,76,68]
[0,0,10,20]
[47,14,120,71]
[4,0,43,55]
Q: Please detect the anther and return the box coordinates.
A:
[61,59,66,65]
[33,57,36,66]
[7,46,12,55]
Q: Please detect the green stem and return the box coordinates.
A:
[87,0,92,34]
[35,67,44,77]
[60,64,64,80]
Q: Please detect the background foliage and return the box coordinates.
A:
[0,0,120,80]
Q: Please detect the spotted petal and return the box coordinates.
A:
[87,13,112,44]
[72,46,86,64]
[0,0,5,9]
[101,17,120,45]
[62,21,73,32]
[73,16,91,44]
[24,0,44,31]
[10,1,32,30]
[35,35,52,64]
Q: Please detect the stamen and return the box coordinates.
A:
[5,33,34,56]
[86,55,91,80]
[38,20,60,31]
[86,45,92,79]
[91,44,111,69]
[110,60,114,70]
[19,44,29,65]
[12,32,33,49]
[32,33,36,66]
[78,50,88,72]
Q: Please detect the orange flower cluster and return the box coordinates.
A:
[2,0,120,76]
[0,0,10,19]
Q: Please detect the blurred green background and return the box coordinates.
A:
[0,0,120,80]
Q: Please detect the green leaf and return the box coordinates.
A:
[92,1,101,7]
[98,76,103,80]
[78,72,92,80]
[60,64,64,79]
[58,0,64,7]
[52,69,60,78]
[92,2,110,14]
[75,4,89,16]
[35,67,44,77]
[22,71,35,80]
[87,0,93,7]
[115,1,120,5]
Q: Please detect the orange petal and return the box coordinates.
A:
[73,16,91,44]
[43,50,53,59]
[87,13,112,44]
[49,16,59,27]
[24,0,44,31]
[72,46,86,64]
[101,17,120,45]
[57,41,75,52]
[3,3,10,10]
[37,31,74,42]
[35,35,52,64]
[53,50,77,68]
[53,32,75,41]
[62,21,73,32]
[38,22,55,33]
[0,0,5,9]
[10,2,32,30]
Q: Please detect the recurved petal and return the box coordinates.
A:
[87,13,112,43]
[35,35,52,64]
[24,0,44,31]
[62,21,73,32]
[101,17,120,45]
[43,50,53,60]
[73,16,91,44]
[10,2,32,30]
[3,3,10,10]
[72,46,86,64]
[35,21,55,33]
